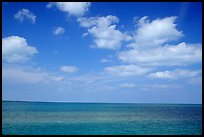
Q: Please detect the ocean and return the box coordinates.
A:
[2,101,202,135]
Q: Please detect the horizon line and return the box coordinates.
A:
[2,100,202,105]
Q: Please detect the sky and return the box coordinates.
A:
[2,2,202,104]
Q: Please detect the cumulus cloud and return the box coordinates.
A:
[53,27,65,35]
[47,2,91,17]
[133,16,183,47]
[118,42,202,66]
[117,16,201,67]
[78,15,131,50]
[148,69,201,79]
[2,36,38,63]
[104,64,151,77]
[14,9,36,24]
[60,66,79,73]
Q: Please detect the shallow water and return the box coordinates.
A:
[2,101,202,135]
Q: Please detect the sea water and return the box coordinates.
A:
[2,101,202,135]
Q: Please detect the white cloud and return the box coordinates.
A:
[60,66,79,73]
[78,15,131,50]
[148,69,201,79]
[104,64,151,77]
[47,2,91,17]
[133,16,183,47]
[118,42,202,66]
[101,58,112,63]
[2,36,38,63]
[53,27,65,35]
[117,16,201,67]
[78,16,119,28]
[82,32,88,37]
[119,83,135,88]
[14,9,36,24]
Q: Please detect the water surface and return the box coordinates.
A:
[2,101,202,135]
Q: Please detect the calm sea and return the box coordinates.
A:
[2,101,202,135]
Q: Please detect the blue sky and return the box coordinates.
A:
[2,2,202,104]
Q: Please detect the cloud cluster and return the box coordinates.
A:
[14,9,36,24]
[118,42,202,66]
[47,2,91,17]
[2,36,38,63]
[5,4,202,93]
[53,27,65,35]
[78,15,131,50]
[103,16,201,78]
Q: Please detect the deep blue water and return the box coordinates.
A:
[2,101,202,135]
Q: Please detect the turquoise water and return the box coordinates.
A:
[2,101,202,135]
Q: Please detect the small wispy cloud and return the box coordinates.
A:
[82,32,88,37]
[60,66,79,73]
[53,27,65,35]
[14,9,36,24]
[140,84,180,91]
[148,69,201,80]
[101,58,112,63]
[105,64,151,77]
[118,83,135,88]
